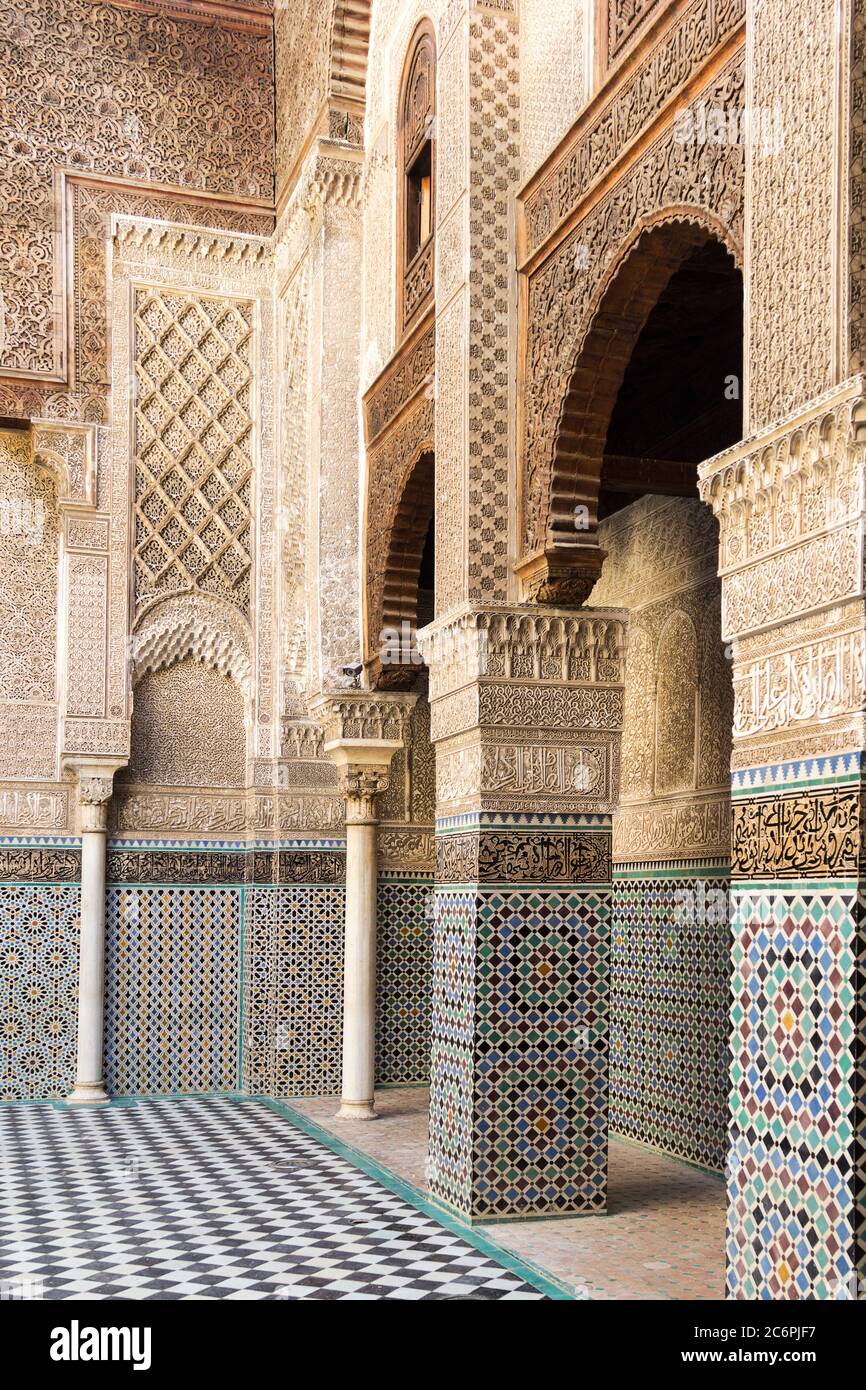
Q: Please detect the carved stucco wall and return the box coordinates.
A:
[275,0,333,191]
[0,430,60,784]
[589,495,733,1171]
[746,0,838,432]
[521,0,586,176]
[0,0,274,387]
[590,496,732,861]
[123,661,247,790]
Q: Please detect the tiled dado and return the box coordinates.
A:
[726,756,865,1301]
[0,842,81,1100]
[610,864,731,1173]
[377,875,434,1087]
[107,844,350,1100]
[428,816,612,1223]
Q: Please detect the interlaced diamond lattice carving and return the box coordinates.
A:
[133,289,255,619]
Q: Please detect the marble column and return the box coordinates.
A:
[334,761,392,1119]
[312,694,416,1120]
[66,770,116,1106]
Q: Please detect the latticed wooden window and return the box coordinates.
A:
[398,20,436,338]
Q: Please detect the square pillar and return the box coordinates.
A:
[701,379,866,1299]
[420,606,627,1221]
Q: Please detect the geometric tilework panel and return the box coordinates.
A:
[0,885,79,1101]
[428,887,477,1216]
[610,874,730,1172]
[472,887,610,1220]
[104,886,241,1096]
[242,886,344,1100]
[428,881,611,1221]
[376,878,433,1086]
[727,886,861,1300]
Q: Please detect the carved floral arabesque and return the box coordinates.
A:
[747,0,837,430]
[465,10,520,605]
[278,253,311,698]
[0,431,60,706]
[521,54,745,558]
[699,377,866,641]
[123,660,247,789]
[0,0,274,380]
[608,0,665,65]
[109,216,275,832]
[523,0,745,255]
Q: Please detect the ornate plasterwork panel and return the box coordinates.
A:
[466,7,519,605]
[746,0,837,431]
[110,215,273,828]
[275,0,333,193]
[729,603,866,761]
[0,182,272,428]
[522,0,744,256]
[421,605,627,816]
[0,0,274,383]
[132,287,255,620]
[131,593,253,698]
[123,660,247,788]
[700,377,866,643]
[278,253,311,702]
[521,0,585,176]
[589,497,732,863]
[520,53,744,561]
[0,430,60,706]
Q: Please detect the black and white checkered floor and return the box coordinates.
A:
[0,1096,547,1300]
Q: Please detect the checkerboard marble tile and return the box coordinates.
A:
[0,1097,547,1300]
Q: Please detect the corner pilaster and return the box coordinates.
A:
[700,377,866,1299]
[419,604,627,1221]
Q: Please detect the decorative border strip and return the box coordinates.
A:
[436,811,612,833]
[107,836,347,851]
[0,835,80,848]
[613,859,730,879]
[731,752,863,795]
[0,847,81,883]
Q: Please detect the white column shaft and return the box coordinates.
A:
[338,819,378,1118]
[68,826,109,1104]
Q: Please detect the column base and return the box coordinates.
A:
[334,1100,377,1121]
[66,1081,110,1106]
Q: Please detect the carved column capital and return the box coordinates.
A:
[64,760,125,834]
[311,692,416,827]
[337,763,393,824]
